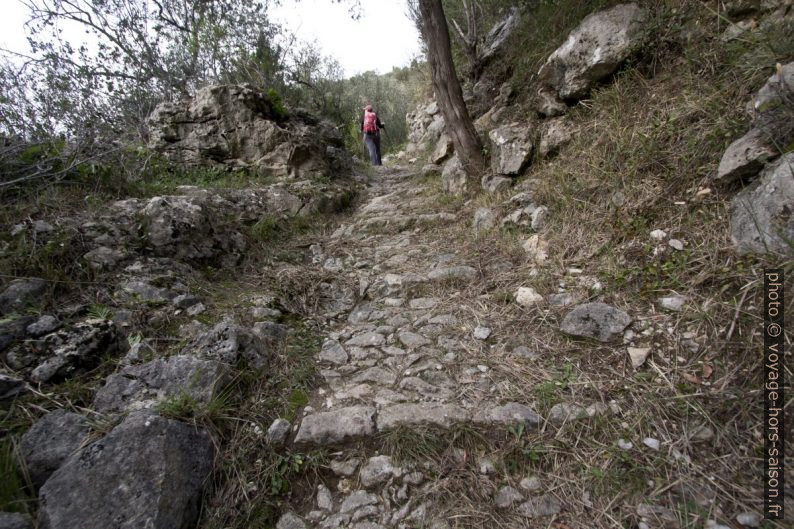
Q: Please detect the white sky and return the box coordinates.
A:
[0,0,422,78]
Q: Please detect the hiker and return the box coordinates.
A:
[360,104,385,166]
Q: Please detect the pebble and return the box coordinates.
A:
[650,229,667,240]
[617,439,633,450]
[736,512,762,527]
[519,476,542,492]
[668,239,684,251]
[643,437,660,450]
[628,347,651,368]
[473,326,491,340]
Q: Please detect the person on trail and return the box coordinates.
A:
[360,104,385,166]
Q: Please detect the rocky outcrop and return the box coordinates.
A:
[5,319,128,384]
[38,411,213,529]
[536,3,648,115]
[715,61,794,184]
[148,84,349,179]
[730,153,794,254]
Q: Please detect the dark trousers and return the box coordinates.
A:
[364,132,382,166]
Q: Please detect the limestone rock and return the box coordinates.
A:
[628,347,651,368]
[517,495,562,518]
[185,320,270,368]
[494,486,523,508]
[277,512,307,529]
[294,406,376,445]
[515,287,543,307]
[539,117,576,158]
[431,134,453,165]
[319,339,349,365]
[715,128,778,184]
[267,418,291,445]
[475,402,542,429]
[427,266,477,282]
[377,403,470,431]
[359,455,401,488]
[0,373,28,400]
[659,295,687,311]
[20,410,91,489]
[0,278,47,315]
[83,246,127,272]
[537,3,648,103]
[93,355,228,413]
[25,315,61,338]
[481,174,513,194]
[730,153,794,254]
[38,411,213,529]
[441,154,471,196]
[473,208,497,233]
[560,302,632,342]
[489,123,534,175]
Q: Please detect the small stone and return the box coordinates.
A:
[359,455,400,488]
[517,495,561,518]
[511,346,538,359]
[515,287,543,307]
[522,235,549,262]
[33,220,55,233]
[267,418,291,445]
[705,521,732,529]
[668,239,684,251]
[659,295,686,312]
[617,439,633,450]
[398,331,431,349]
[316,484,333,511]
[25,315,61,337]
[494,486,523,508]
[628,347,651,368]
[294,406,376,446]
[736,512,762,527]
[479,458,495,475]
[473,208,497,233]
[340,490,378,513]
[650,229,667,240]
[186,303,206,316]
[319,340,349,365]
[172,294,200,309]
[519,476,542,492]
[330,459,361,477]
[643,437,660,450]
[690,423,714,443]
[473,326,491,340]
[277,512,307,529]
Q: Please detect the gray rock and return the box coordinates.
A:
[473,208,497,233]
[0,278,47,315]
[548,403,588,425]
[548,293,579,307]
[17,319,128,384]
[520,476,543,492]
[121,341,156,366]
[0,316,34,353]
[494,486,523,508]
[294,406,376,446]
[473,326,492,340]
[398,331,431,349]
[489,123,534,175]
[421,163,441,178]
[277,512,307,529]
[316,484,333,511]
[531,206,549,231]
[340,491,378,514]
[736,512,762,527]
[517,494,562,518]
[186,303,206,316]
[0,373,28,400]
[537,3,647,101]
[359,455,400,488]
[25,315,61,337]
[481,174,513,193]
[715,128,778,184]
[172,294,200,309]
[511,346,538,359]
[427,266,477,282]
[38,411,213,529]
[82,246,127,271]
[658,295,687,311]
[32,220,54,234]
[93,355,228,413]
[20,410,90,489]
[330,458,361,477]
[185,320,270,368]
[536,87,567,117]
[730,153,794,254]
[377,403,470,431]
[319,339,349,365]
[539,117,576,158]
[475,402,542,429]
[346,332,386,347]
[441,154,471,196]
[267,418,291,445]
[352,367,397,386]
[121,280,175,304]
[0,513,33,529]
[560,302,632,342]
[431,134,453,165]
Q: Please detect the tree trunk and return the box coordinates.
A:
[418,0,485,178]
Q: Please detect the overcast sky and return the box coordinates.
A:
[0,0,422,78]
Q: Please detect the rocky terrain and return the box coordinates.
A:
[1,2,793,529]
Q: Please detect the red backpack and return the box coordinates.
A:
[363,110,378,133]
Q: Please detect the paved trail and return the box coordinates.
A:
[279,167,558,528]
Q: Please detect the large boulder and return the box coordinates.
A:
[38,411,214,529]
[20,410,90,489]
[5,319,128,384]
[730,152,794,254]
[489,123,534,175]
[148,84,347,179]
[93,355,228,413]
[715,62,794,184]
[536,3,647,112]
